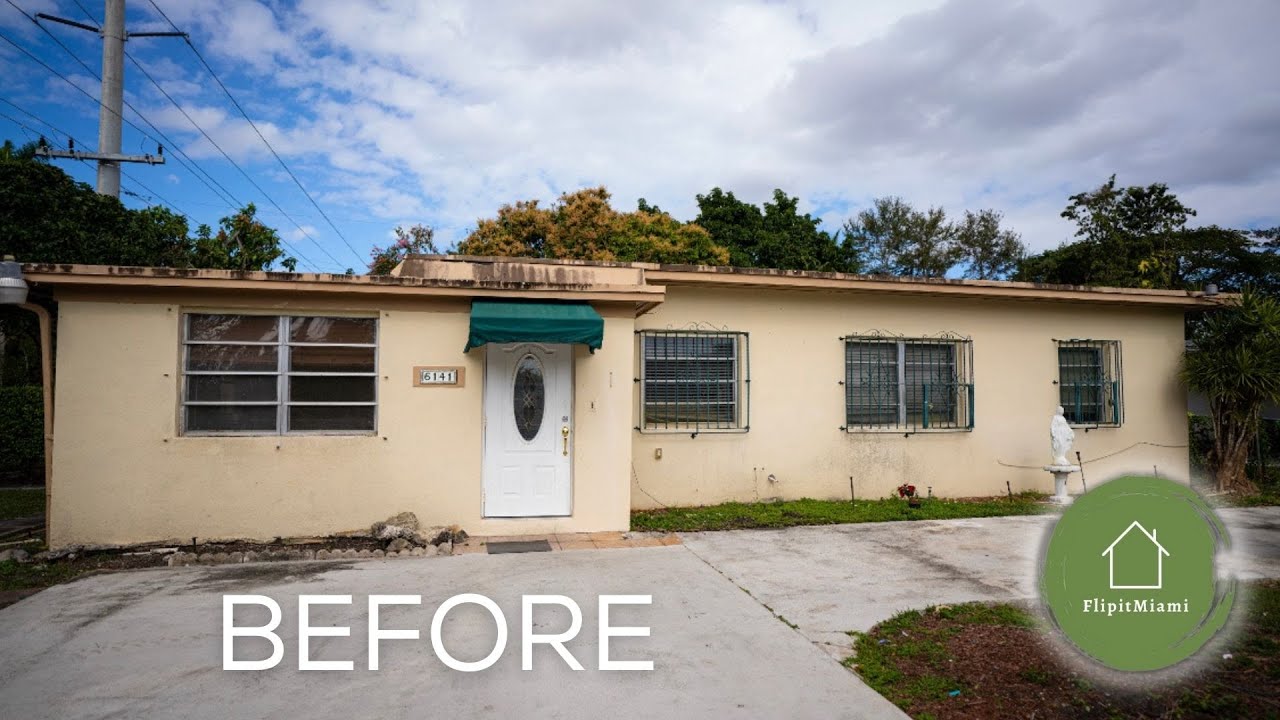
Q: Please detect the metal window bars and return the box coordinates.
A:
[1056,339,1122,426]
[841,331,974,433]
[636,328,750,435]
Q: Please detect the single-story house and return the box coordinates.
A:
[22,255,1221,548]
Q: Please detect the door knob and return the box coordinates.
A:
[562,426,569,456]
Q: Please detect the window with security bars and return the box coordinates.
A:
[1057,339,1122,426]
[182,314,378,435]
[637,330,749,433]
[843,333,974,431]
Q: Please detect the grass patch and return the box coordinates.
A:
[846,582,1280,719]
[0,557,89,593]
[631,492,1053,532]
[848,603,1036,711]
[0,487,43,520]
[1209,491,1280,507]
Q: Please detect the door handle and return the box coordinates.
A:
[562,426,569,456]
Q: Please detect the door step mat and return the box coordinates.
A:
[487,540,553,554]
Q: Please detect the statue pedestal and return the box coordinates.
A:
[1043,464,1080,505]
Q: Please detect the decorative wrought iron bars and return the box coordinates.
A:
[1056,339,1122,426]
[636,329,750,434]
[842,331,974,432]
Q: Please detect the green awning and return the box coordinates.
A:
[465,300,604,352]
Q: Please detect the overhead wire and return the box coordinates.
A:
[143,0,368,267]
[2,1,336,271]
[0,96,322,270]
[0,6,243,210]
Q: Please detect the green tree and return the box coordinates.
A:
[0,147,297,272]
[0,139,45,163]
[0,148,298,388]
[0,148,193,266]
[954,209,1026,279]
[692,188,763,267]
[457,187,730,265]
[1182,289,1280,493]
[1176,226,1280,294]
[368,224,439,275]
[1020,224,1278,292]
[694,187,851,271]
[1018,176,1200,288]
[612,209,725,265]
[843,198,1025,279]
[843,197,957,278]
[192,203,296,272]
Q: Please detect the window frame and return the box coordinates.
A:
[842,331,975,433]
[180,313,379,437]
[1056,339,1123,428]
[635,329,750,435]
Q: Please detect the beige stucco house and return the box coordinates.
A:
[23,256,1220,548]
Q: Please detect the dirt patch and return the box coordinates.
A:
[181,561,356,593]
[188,537,385,554]
[0,536,391,609]
[849,581,1280,719]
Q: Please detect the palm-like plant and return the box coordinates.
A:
[1182,289,1280,493]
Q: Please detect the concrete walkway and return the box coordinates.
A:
[0,545,905,720]
[680,507,1280,660]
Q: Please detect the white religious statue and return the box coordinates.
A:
[1050,405,1075,467]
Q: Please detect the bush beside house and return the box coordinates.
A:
[0,385,42,485]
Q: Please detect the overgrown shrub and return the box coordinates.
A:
[1192,413,1280,491]
[0,386,43,478]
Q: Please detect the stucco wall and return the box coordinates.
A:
[630,286,1190,508]
[49,296,634,547]
[48,280,1192,546]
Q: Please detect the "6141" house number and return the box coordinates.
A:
[414,366,464,387]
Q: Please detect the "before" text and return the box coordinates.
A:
[223,593,653,672]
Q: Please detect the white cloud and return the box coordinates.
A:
[122,0,1280,253]
[284,223,318,243]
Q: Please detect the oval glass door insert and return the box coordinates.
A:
[513,354,545,441]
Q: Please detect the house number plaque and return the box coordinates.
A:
[413,366,465,388]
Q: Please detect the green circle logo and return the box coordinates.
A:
[1040,475,1236,671]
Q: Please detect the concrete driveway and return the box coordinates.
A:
[0,545,903,720]
[3,507,1277,719]
[680,507,1280,659]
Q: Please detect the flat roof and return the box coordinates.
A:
[21,256,1227,309]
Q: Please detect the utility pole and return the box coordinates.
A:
[33,0,185,197]
[95,0,125,196]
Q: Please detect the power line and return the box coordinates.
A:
[1,104,190,220]
[0,11,243,210]
[41,1,351,271]
[0,98,323,271]
[0,97,322,271]
[144,0,368,267]
[1,6,336,272]
[12,0,243,207]
[0,109,172,213]
[116,48,353,271]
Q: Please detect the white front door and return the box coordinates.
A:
[483,343,573,517]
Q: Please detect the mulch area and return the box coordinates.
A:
[862,583,1280,719]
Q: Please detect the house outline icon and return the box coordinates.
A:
[1101,520,1170,590]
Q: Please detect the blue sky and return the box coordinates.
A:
[2,0,1278,273]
